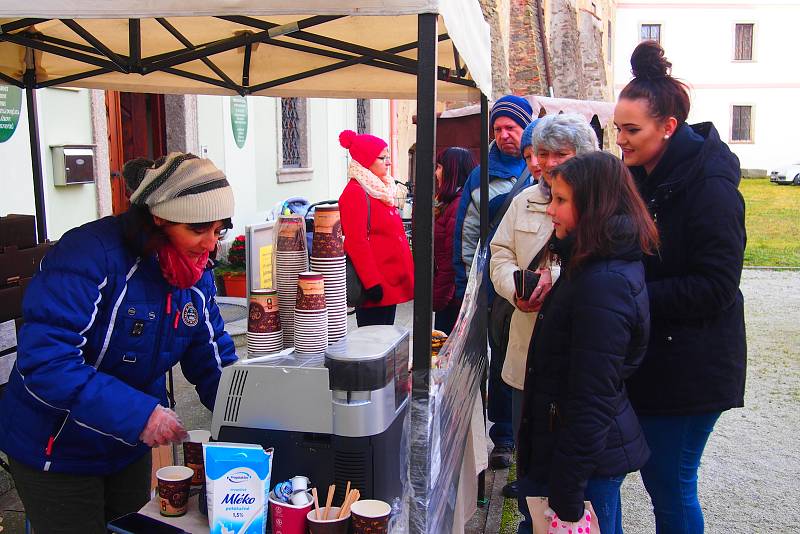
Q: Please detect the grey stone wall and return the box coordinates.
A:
[549,0,586,99]
[165,95,199,155]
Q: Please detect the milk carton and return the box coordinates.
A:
[203,442,274,534]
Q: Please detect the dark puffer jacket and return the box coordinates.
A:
[518,228,651,522]
[626,122,747,415]
[432,192,461,312]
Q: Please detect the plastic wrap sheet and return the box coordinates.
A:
[405,245,489,534]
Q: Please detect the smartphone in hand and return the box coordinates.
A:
[107,512,187,534]
[513,269,542,301]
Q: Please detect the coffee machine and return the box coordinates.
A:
[210,325,410,505]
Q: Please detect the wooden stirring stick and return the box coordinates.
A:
[323,484,335,520]
[340,489,360,518]
[338,489,353,519]
[312,487,321,520]
[344,481,351,506]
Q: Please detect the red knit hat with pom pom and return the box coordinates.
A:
[339,129,388,169]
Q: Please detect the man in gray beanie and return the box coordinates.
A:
[0,152,238,533]
[452,95,535,479]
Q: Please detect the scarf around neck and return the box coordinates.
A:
[348,160,397,206]
[156,242,209,289]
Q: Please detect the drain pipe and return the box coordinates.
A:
[536,0,555,97]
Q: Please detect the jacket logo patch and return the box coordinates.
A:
[182,302,199,327]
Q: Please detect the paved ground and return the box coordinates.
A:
[2,269,798,533]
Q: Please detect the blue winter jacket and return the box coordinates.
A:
[452,143,529,303]
[0,214,237,475]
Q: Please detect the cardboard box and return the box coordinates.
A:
[0,243,50,288]
[0,214,36,250]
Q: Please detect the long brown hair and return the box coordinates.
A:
[551,152,659,273]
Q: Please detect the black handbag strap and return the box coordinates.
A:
[526,242,548,272]
[355,183,371,238]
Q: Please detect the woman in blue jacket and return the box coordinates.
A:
[516,152,659,534]
[0,153,238,533]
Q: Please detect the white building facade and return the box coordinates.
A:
[0,88,389,241]
[613,0,800,173]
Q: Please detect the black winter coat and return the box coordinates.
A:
[518,228,651,522]
[626,122,747,415]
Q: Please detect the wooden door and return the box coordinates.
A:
[106,92,167,215]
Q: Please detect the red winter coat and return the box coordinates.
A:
[339,179,414,308]
[432,192,461,311]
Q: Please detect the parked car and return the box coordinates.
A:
[770,162,800,185]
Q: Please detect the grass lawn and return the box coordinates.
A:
[740,178,800,267]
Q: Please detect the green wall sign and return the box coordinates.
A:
[230,96,248,149]
[0,85,23,144]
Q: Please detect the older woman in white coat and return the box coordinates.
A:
[489,113,598,498]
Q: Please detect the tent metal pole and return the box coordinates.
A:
[477,93,490,502]
[24,67,47,243]
[410,12,437,534]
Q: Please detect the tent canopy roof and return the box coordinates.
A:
[0,1,491,100]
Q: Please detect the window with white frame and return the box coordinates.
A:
[277,97,312,182]
[731,105,753,143]
[640,23,661,44]
[734,23,754,61]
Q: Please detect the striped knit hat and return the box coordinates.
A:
[123,153,234,224]
[490,95,533,130]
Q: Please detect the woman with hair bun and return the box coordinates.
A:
[615,40,747,533]
[433,147,476,334]
[338,130,414,326]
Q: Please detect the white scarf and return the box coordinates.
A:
[348,160,397,207]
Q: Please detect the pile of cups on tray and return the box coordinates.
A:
[274,215,309,349]
[247,289,283,354]
[309,204,348,345]
[269,477,393,534]
[294,272,328,354]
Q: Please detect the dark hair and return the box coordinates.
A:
[551,152,659,273]
[436,147,476,204]
[619,41,690,124]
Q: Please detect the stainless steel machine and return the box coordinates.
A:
[210,325,410,506]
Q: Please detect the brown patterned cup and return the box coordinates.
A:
[350,499,391,534]
[249,289,281,333]
[277,216,306,251]
[296,272,326,311]
[182,430,211,486]
[312,206,344,258]
[156,465,194,517]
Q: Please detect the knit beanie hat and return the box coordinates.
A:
[520,118,541,154]
[490,95,533,130]
[123,152,235,224]
[339,129,388,168]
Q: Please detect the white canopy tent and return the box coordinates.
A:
[0,1,491,99]
[0,3,493,532]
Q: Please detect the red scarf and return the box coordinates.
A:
[157,243,209,289]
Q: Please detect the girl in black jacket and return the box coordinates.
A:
[516,152,659,534]
[614,41,747,534]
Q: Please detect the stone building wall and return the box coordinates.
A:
[508,0,548,97]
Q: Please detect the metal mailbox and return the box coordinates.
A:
[51,145,95,186]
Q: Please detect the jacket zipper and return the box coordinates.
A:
[548,402,560,432]
[149,290,172,384]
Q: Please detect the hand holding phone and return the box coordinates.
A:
[107,512,187,534]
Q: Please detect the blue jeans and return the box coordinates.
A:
[487,332,513,448]
[638,412,721,534]
[516,475,625,534]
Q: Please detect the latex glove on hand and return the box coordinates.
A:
[364,284,383,303]
[139,405,189,447]
[545,506,593,534]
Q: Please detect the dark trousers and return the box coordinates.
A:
[355,304,397,327]
[487,331,514,449]
[434,301,460,335]
[9,452,152,534]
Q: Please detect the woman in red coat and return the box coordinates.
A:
[433,147,476,334]
[338,130,414,326]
